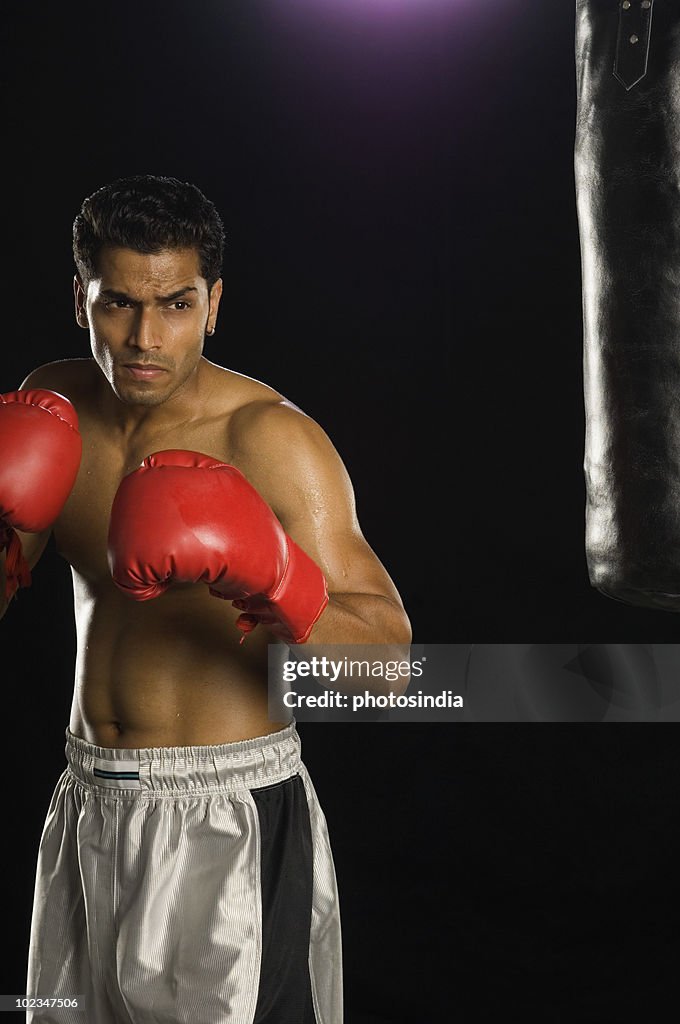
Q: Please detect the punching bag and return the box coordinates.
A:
[575,0,680,610]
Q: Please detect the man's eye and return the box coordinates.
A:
[105,300,132,309]
[171,301,191,310]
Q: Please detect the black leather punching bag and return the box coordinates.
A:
[575,0,680,610]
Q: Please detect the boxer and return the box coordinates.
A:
[0,174,411,1024]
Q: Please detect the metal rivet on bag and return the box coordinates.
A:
[630,34,639,43]
[622,1,630,9]
[641,1,651,8]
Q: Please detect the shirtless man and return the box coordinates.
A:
[0,174,411,1024]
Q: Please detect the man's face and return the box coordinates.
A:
[75,245,222,408]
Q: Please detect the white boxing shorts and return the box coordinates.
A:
[26,721,342,1023]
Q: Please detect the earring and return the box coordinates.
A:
[207,326,215,336]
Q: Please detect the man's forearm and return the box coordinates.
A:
[308,593,412,646]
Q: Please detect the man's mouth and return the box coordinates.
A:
[122,363,169,380]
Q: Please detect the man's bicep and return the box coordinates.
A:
[272,452,403,602]
[237,401,405,601]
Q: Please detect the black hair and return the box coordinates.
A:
[73,174,225,288]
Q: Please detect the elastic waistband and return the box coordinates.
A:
[64,721,301,794]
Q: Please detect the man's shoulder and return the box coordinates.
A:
[210,362,318,445]
[209,366,335,482]
[229,392,322,455]
[19,358,97,400]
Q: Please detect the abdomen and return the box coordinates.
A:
[69,574,281,747]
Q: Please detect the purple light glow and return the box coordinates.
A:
[322,0,459,6]
[272,0,512,35]
[284,0,491,18]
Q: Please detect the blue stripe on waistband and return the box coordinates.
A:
[93,768,140,780]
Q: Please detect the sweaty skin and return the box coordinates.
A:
[0,246,411,748]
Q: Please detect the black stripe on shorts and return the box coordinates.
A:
[250,773,317,1024]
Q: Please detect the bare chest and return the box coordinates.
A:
[54,415,240,581]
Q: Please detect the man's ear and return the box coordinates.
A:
[206,278,223,335]
[74,274,88,329]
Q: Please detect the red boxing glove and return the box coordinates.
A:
[0,389,82,600]
[107,449,329,644]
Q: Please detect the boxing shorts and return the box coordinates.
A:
[26,721,342,1023]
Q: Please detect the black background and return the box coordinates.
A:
[2,1,679,1021]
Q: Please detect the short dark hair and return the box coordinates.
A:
[73,174,225,289]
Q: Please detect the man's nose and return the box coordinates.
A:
[129,309,161,350]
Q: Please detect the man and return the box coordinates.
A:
[0,174,411,1023]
